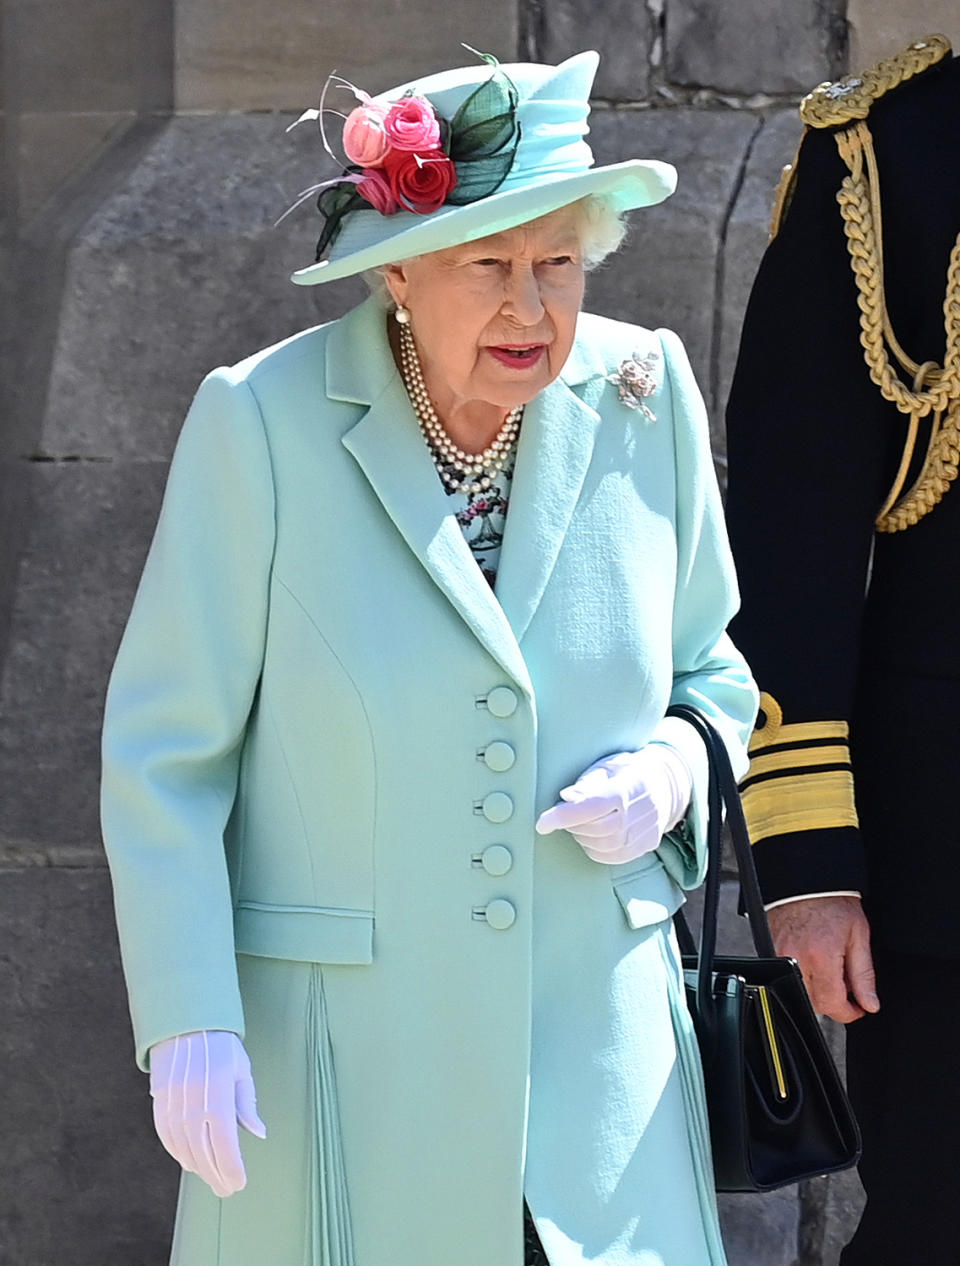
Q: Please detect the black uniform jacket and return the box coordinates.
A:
[725,49,960,956]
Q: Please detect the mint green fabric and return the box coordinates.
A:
[101,295,758,1265]
[291,52,676,285]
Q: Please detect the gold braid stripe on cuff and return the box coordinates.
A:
[748,692,849,753]
[746,745,851,779]
[744,694,860,840]
[742,770,860,843]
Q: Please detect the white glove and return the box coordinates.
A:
[535,743,693,865]
[149,1030,266,1198]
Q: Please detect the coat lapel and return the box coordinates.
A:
[330,300,532,695]
[494,333,606,645]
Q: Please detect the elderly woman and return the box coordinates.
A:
[101,49,757,1266]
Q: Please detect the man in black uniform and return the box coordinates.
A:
[725,35,960,1265]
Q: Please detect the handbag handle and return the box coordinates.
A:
[666,704,776,1039]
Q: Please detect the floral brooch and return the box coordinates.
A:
[608,351,660,421]
[282,48,522,262]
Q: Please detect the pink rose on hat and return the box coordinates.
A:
[357,168,399,215]
[383,96,442,151]
[342,103,391,168]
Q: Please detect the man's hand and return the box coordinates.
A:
[767,895,880,1023]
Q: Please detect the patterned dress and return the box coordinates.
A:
[441,446,515,588]
[438,431,549,1265]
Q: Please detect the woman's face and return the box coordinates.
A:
[384,206,586,417]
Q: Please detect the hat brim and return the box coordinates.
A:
[290,158,676,286]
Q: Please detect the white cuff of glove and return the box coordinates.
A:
[149,1030,266,1198]
[535,740,693,865]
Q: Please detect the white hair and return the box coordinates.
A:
[362,194,628,308]
[575,193,629,268]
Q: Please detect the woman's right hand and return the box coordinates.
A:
[149,1030,267,1197]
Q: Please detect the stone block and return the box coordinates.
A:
[717,109,803,427]
[175,0,519,112]
[0,99,11,235]
[134,0,175,113]
[0,455,32,669]
[0,241,14,449]
[39,115,365,460]
[12,0,140,113]
[799,1166,865,1266]
[537,0,653,100]
[0,461,167,855]
[847,2,960,75]
[16,111,134,222]
[5,0,171,223]
[665,0,844,96]
[0,866,177,1264]
[584,107,757,443]
[719,1187,800,1265]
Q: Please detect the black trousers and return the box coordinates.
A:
[840,951,960,1265]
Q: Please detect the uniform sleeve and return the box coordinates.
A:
[724,124,899,905]
[652,327,759,890]
[101,370,276,1069]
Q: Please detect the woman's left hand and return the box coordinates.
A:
[535,744,692,865]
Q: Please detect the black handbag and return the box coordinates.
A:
[666,703,862,1193]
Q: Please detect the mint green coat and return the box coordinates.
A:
[101,295,757,1266]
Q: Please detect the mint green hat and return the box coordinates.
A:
[291,51,676,286]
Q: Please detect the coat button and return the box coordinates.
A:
[485,898,517,930]
[481,792,514,823]
[486,686,518,718]
[481,845,513,876]
[482,741,516,772]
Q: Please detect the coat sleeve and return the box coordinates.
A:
[101,369,276,1069]
[652,327,759,890]
[723,123,899,907]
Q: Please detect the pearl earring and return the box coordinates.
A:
[394,305,411,325]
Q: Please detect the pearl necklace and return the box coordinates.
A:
[398,320,522,495]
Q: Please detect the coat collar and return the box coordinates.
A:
[329,298,606,688]
[326,295,398,406]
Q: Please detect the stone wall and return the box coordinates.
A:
[2,4,958,1264]
[0,0,172,676]
[848,0,960,71]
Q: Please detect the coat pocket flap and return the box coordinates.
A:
[613,857,686,930]
[234,900,374,964]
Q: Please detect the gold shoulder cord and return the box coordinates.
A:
[794,37,960,532]
[768,143,803,241]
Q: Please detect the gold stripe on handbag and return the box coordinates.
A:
[756,985,788,1102]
